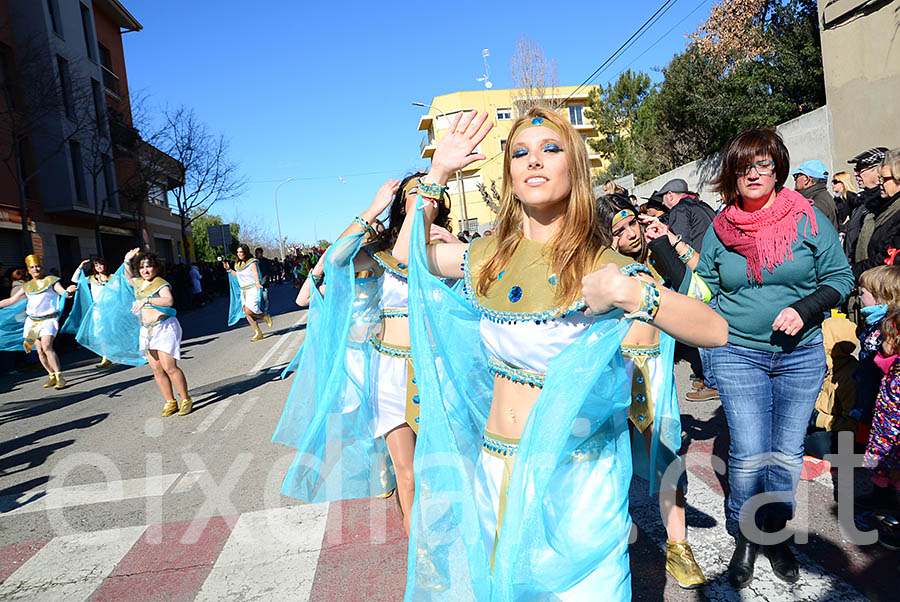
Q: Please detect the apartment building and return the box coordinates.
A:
[415,86,605,235]
[0,0,184,277]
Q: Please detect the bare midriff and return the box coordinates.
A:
[486,378,541,440]
[380,315,411,347]
[621,320,660,347]
[140,305,167,327]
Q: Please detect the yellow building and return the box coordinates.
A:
[415,86,605,234]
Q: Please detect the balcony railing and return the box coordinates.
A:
[101,65,120,97]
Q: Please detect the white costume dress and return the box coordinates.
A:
[23,276,63,349]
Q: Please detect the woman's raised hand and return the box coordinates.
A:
[639,214,668,241]
[428,111,494,184]
[429,224,457,244]
[367,179,401,217]
[582,264,642,316]
[124,247,140,262]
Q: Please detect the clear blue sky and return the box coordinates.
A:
[123,0,716,249]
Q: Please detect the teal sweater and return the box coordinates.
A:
[695,208,854,352]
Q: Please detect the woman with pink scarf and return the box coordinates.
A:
[692,129,853,589]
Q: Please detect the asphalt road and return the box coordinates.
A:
[0,284,895,600]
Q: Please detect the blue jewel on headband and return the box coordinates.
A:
[397,263,407,270]
[548,273,558,286]
[497,270,505,280]
[508,286,523,303]
[531,117,544,126]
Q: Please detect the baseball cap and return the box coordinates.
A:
[848,147,888,169]
[658,178,689,195]
[790,160,828,180]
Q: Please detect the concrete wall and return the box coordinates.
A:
[633,106,834,207]
[818,0,900,169]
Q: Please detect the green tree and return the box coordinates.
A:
[585,69,653,178]
[191,212,240,261]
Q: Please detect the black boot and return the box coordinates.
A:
[763,517,799,583]
[727,532,758,589]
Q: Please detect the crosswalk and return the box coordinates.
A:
[0,443,881,601]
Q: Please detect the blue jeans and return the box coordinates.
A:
[700,298,718,389]
[711,334,825,529]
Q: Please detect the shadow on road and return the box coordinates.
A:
[189,368,283,412]
[0,476,51,513]
[0,375,143,426]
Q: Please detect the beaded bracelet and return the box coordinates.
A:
[624,279,661,323]
[417,178,448,198]
[353,216,374,234]
[678,245,696,263]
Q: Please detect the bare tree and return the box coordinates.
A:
[509,36,559,114]
[476,180,501,214]
[152,106,245,263]
[231,211,279,257]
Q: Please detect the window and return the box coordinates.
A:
[80,3,97,61]
[496,107,512,120]
[568,104,584,126]
[91,79,106,132]
[69,140,87,205]
[0,44,15,110]
[47,0,63,37]
[499,138,507,152]
[102,153,116,210]
[56,56,72,118]
[98,44,119,96]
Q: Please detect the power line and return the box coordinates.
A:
[556,0,680,107]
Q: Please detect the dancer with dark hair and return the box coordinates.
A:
[64,257,115,368]
[276,173,454,535]
[224,243,272,341]
[124,248,192,416]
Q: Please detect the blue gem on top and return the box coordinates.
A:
[497,270,505,280]
[548,273,558,286]
[531,117,544,126]
[397,263,407,270]
[412,395,420,405]
[508,286,523,303]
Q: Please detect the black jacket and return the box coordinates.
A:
[798,181,838,230]
[667,195,716,251]
[851,189,900,278]
[842,186,881,260]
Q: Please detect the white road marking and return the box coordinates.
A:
[169,470,205,494]
[0,474,181,517]
[248,314,306,374]
[275,331,304,367]
[0,525,146,600]
[193,503,329,601]
[192,398,234,434]
[222,396,259,431]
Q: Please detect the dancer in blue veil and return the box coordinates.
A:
[392,108,727,600]
[61,257,115,368]
[224,244,272,341]
[275,176,456,535]
[0,254,74,389]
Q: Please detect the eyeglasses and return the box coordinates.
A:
[736,160,775,177]
[854,165,876,174]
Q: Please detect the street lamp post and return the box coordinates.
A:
[412,102,470,233]
[274,178,293,260]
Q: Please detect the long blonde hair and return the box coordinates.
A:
[831,171,856,199]
[476,106,609,306]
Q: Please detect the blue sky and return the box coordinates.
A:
[123,0,716,249]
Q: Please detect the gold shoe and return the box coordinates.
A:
[177,397,193,416]
[95,358,113,369]
[53,374,67,390]
[250,330,264,342]
[263,314,273,328]
[42,374,57,388]
[666,540,706,589]
[161,400,179,417]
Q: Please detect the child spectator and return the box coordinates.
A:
[854,265,900,509]
[861,304,900,549]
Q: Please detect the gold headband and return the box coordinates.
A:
[611,209,636,228]
[140,258,153,268]
[25,254,42,267]
[507,116,564,149]
[402,178,419,198]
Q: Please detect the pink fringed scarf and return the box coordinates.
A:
[713,188,818,284]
